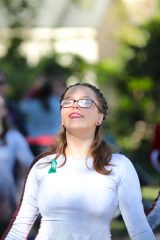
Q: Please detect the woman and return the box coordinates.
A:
[0,96,34,237]
[147,192,160,231]
[150,123,160,173]
[19,78,62,155]
[0,96,34,189]
[19,79,61,138]
[2,83,156,240]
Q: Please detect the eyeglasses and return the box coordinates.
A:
[60,99,102,112]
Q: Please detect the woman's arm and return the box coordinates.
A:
[2,164,39,240]
[13,130,34,168]
[118,156,156,240]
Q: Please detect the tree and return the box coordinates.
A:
[0,36,35,100]
[92,8,160,177]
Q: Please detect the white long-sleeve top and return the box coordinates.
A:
[4,153,156,240]
[0,129,34,173]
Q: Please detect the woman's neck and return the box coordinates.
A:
[65,131,94,158]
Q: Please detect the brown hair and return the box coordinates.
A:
[29,83,113,175]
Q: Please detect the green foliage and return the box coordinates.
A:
[124,17,160,118]
[35,53,95,88]
[0,39,94,100]
[35,54,72,82]
[89,10,160,173]
[0,37,35,100]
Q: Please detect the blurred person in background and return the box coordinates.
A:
[147,192,160,231]
[24,74,47,99]
[150,123,160,173]
[0,70,27,135]
[2,83,156,240]
[148,123,160,232]
[0,170,17,238]
[0,96,34,236]
[19,74,66,155]
[0,71,8,97]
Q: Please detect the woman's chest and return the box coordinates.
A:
[37,166,119,218]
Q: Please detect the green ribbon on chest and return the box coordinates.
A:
[48,159,57,174]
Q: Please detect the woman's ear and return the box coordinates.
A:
[96,113,104,125]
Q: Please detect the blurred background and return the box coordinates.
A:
[0,0,160,239]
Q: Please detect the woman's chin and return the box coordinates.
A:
[66,125,95,135]
[67,126,86,132]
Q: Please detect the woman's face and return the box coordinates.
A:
[61,86,104,134]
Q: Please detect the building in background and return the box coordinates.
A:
[0,0,157,65]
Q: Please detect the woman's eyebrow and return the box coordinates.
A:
[64,95,91,99]
[80,96,91,98]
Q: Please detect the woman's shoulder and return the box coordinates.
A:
[33,153,57,167]
[110,152,130,163]
[6,129,24,139]
[28,153,57,181]
[110,153,135,171]
[110,153,138,180]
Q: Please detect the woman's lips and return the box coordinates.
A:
[69,112,84,119]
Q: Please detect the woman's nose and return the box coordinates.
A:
[72,100,79,108]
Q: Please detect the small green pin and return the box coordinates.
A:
[48,159,57,174]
